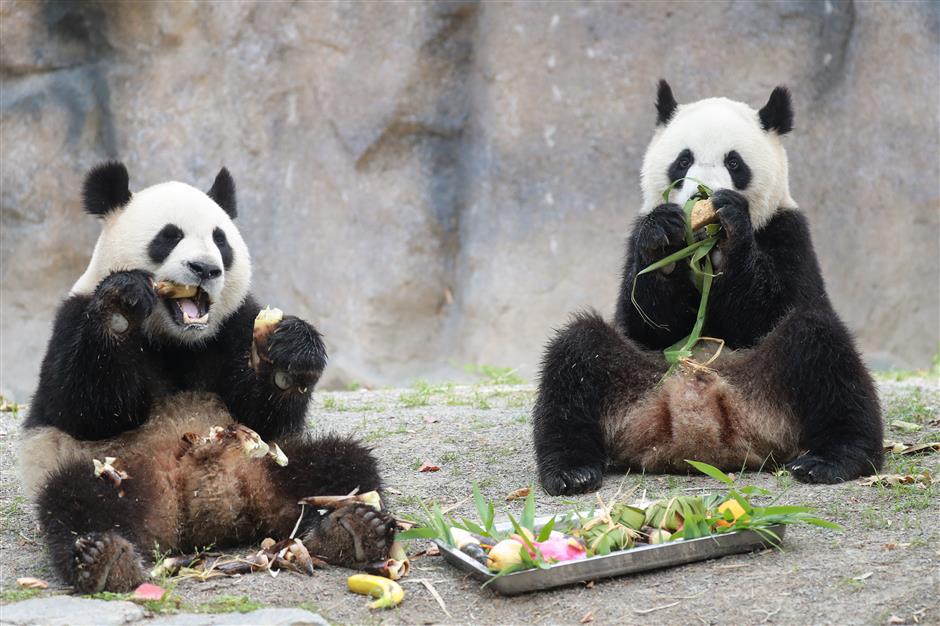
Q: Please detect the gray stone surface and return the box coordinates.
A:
[0,597,327,626]
[1,1,938,399]
[148,608,329,626]
[0,597,146,625]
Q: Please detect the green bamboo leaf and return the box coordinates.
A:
[394,527,442,541]
[686,460,735,485]
[481,562,528,587]
[800,517,844,531]
[536,516,557,542]
[506,513,537,554]
[522,487,536,531]
[460,518,490,537]
[472,482,489,526]
[631,238,712,329]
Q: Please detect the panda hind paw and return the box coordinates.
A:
[302,504,396,567]
[71,532,145,593]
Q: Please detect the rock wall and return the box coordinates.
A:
[1,0,937,399]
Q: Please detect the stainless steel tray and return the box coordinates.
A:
[436,514,784,595]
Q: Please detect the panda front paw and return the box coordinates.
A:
[540,464,604,496]
[711,189,754,251]
[93,270,157,335]
[263,316,327,394]
[786,454,850,484]
[635,203,687,267]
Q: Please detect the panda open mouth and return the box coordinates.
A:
[158,284,211,328]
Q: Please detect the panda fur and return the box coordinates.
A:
[533,81,883,496]
[20,163,394,593]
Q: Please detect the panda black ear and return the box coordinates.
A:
[207,167,237,219]
[758,86,794,135]
[656,79,678,126]
[82,161,131,217]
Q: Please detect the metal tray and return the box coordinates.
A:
[436,514,784,595]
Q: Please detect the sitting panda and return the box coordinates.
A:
[533,81,883,496]
[19,162,395,593]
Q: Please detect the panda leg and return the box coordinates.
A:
[270,435,396,566]
[37,459,151,593]
[533,311,666,496]
[726,308,883,483]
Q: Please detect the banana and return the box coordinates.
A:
[347,574,405,610]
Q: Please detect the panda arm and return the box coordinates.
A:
[24,293,162,440]
[211,296,326,440]
[708,209,828,346]
[614,211,700,349]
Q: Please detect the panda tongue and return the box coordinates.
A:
[179,298,200,320]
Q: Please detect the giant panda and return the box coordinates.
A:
[533,81,883,496]
[19,162,395,593]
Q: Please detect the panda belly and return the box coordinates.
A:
[19,392,233,499]
[602,353,801,473]
[18,391,294,550]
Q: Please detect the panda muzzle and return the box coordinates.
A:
[155,281,211,327]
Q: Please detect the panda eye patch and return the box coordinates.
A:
[724,150,752,190]
[667,148,694,184]
[148,224,184,264]
[213,227,234,270]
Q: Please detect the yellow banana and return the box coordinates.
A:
[347,574,404,610]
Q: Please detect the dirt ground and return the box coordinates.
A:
[1,379,937,625]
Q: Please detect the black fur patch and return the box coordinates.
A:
[207,167,237,219]
[667,148,694,183]
[655,79,678,126]
[148,224,184,264]
[83,162,132,216]
[758,86,794,135]
[724,150,752,190]
[213,228,233,270]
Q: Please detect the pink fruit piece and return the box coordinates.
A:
[132,582,166,601]
[534,536,588,563]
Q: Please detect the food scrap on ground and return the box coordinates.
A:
[15,577,48,590]
[131,582,167,601]
[859,472,932,487]
[505,487,531,501]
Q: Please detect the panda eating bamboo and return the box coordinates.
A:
[19,163,395,592]
[532,81,884,495]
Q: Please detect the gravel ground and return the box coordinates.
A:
[1,379,937,625]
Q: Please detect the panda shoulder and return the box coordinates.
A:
[758,208,814,250]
